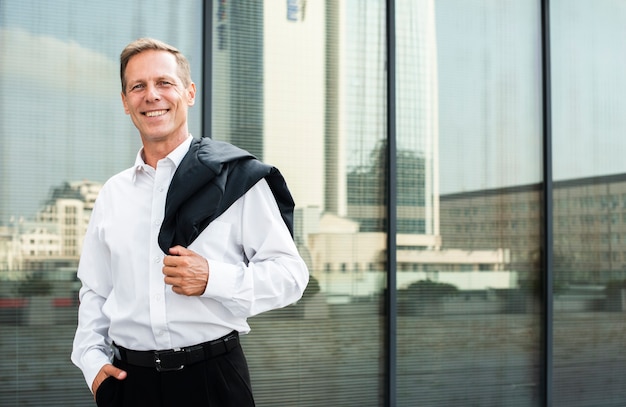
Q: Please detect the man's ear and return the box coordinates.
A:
[187,83,197,106]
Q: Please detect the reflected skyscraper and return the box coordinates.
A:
[330,0,440,243]
[209,1,510,297]
[212,0,326,209]
[212,0,440,243]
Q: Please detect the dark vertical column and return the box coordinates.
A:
[540,0,553,406]
[202,0,213,139]
[385,0,397,406]
[324,0,340,214]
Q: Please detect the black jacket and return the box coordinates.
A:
[158,137,295,254]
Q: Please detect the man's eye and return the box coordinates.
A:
[130,84,144,91]
[159,81,173,86]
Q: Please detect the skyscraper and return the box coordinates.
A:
[212,0,440,242]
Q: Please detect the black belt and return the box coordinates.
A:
[113,331,239,372]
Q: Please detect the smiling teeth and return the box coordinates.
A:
[146,110,167,117]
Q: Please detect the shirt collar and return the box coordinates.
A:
[131,135,194,183]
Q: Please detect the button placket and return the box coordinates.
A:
[148,160,174,347]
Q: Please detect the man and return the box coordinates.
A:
[71,38,309,406]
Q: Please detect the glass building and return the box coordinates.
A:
[1,1,626,406]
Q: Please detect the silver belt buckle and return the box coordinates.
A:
[154,350,185,372]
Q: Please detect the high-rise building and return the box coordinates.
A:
[212,0,326,210]
[213,0,440,237]
[211,1,511,297]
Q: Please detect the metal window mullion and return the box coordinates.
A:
[202,0,213,139]
[540,0,554,406]
[385,0,397,406]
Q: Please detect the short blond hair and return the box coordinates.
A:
[120,38,192,93]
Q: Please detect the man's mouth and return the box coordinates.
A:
[144,109,168,117]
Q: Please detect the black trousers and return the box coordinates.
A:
[95,343,255,407]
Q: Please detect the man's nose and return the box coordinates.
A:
[146,84,161,101]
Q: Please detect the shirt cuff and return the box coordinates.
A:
[202,260,239,302]
[81,349,113,393]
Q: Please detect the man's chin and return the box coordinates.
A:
[139,131,188,145]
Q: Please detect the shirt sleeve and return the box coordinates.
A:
[70,196,114,392]
[202,179,309,317]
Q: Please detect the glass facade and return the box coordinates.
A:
[1,1,625,406]
[551,0,626,405]
[398,1,543,406]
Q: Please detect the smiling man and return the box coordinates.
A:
[120,44,195,166]
[71,38,309,407]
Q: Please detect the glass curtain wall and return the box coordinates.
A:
[551,1,626,406]
[3,0,626,406]
[0,1,202,405]
[397,0,544,405]
[210,1,387,405]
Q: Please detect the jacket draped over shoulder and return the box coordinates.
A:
[158,137,295,253]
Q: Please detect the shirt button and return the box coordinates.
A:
[154,256,160,263]
[154,219,161,226]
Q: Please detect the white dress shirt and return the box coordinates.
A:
[71,136,309,388]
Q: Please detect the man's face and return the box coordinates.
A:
[121,50,195,145]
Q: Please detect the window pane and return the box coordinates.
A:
[551,1,626,405]
[397,1,543,405]
[0,1,202,405]
[211,1,386,405]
